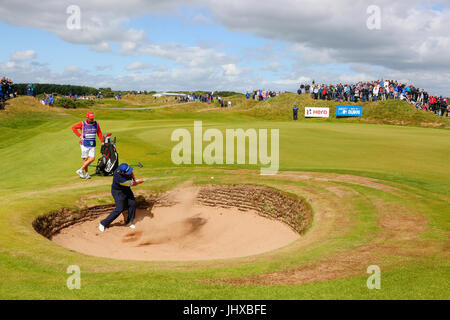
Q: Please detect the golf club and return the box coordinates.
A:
[130,162,143,168]
[141,170,174,182]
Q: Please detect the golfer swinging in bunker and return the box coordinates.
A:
[98,163,144,232]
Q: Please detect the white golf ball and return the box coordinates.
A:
[210,177,214,179]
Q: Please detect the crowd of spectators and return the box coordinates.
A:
[300,80,448,117]
[1,77,16,98]
[175,92,235,108]
[1,77,16,109]
[217,96,232,108]
[39,93,96,106]
[26,83,36,97]
[61,94,95,100]
[246,90,280,101]
[176,89,281,108]
[39,94,55,106]
[177,92,215,103]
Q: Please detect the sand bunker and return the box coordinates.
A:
[34,185,311,261]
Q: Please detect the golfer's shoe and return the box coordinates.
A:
[76,169,85,178]
[85,172,91,179]
[98,223,105,232]
[129,224,136,229]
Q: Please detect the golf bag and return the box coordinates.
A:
[96,133,119,176]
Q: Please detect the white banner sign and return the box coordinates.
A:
[305,107,330,118]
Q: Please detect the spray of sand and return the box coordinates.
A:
[52,185,300,261]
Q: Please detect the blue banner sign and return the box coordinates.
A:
[336,106,363,117]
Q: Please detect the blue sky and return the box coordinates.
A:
[0,0,449,95]
[0,14,293,90]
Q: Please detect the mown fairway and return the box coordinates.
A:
[0,95,449,299]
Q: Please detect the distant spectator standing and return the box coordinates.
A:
[440,97,447,117]
[293,104,299,120]
[1,77,16,103]
[0,78,4,100]
[26,83,36,97]
[0,80,4,110]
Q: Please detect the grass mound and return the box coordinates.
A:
[1,96,54,114]
[232,93,450,127]
[5,93,448,128]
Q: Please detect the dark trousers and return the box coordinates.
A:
[293,112,298,120]
[101,191,136,227]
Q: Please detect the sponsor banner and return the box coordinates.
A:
[336,106,363,117]
[305,107,330,118]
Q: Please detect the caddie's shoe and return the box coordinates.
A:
[85,173,91,179]
[98,223,105,232]
[76,169,85,178]
[129,224,136,229]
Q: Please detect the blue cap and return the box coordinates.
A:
[118,163,133,175]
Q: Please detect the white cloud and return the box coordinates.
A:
[125,62,151,71]
[1,1,450,94]
[2,1,449,72]
[337,73,374,84]
[139,43,239,68]
[192,13,213,25]
[221,64,241,76]
[204,0,450,94]
[120,42,138,54]
[261,62,281,72]
[271,76,311,86]
[207,0,450,71]
[0,0,176,54]
[64,65,81,73]
[0,60,253,92]
[91,41,111,53]
[96,65,112,71]
[10,50,37,62]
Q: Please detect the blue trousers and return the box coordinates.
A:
[101,191,136,227]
